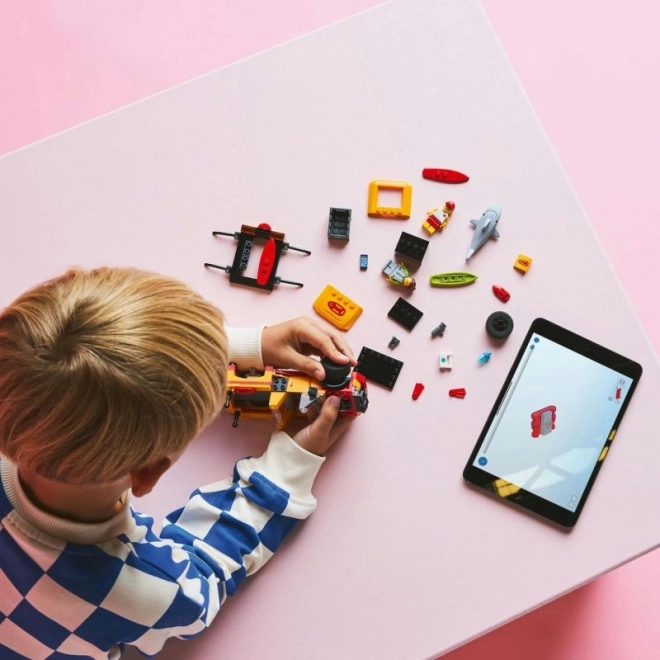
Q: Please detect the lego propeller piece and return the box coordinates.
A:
[205,223,311,291]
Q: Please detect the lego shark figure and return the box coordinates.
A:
[466,204,501,261]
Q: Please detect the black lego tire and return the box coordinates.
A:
[485,311,514,340]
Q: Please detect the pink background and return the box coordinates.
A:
[1,1,659,658]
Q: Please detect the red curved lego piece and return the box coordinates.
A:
[422,168,469,184]
[492,285,511,303]
[449,388,466,399]
[257,237,277,286]
[412,383,425,400]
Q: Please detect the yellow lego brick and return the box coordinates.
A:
[367,180,412,219]
[514,254,533,273]
[313,284,363,330]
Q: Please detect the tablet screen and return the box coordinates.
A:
[464,318,642,527]
[472,333,633,512]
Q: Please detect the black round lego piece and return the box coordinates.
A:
[320,357,351,389]
[485,311,514,340]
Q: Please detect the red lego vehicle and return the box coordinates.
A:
[531,405,557,438]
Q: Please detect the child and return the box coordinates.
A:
[0,267,356,659]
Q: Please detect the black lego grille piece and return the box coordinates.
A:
[387,297,423,331]
[356,346,403,390]
[328,207,351,241]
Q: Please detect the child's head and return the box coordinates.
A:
[0,267,228,485]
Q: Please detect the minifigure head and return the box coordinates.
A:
[403,276,416,290]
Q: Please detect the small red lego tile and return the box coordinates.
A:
[492,285,511,303]
[412,383,425,400]
[422,168,470,184]
[449,388,466,399]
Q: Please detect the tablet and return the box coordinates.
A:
[463,318,643,528]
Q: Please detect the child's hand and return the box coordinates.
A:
[292,396,354,456]
[261,317,356,381]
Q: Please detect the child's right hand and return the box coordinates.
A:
[292,396,355,456]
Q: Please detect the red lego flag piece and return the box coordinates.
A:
[492,285,511,303]
[449,388,466,399]
[412,383,425,400]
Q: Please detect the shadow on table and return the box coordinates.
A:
[439,578,602,660]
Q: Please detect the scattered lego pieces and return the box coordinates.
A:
[422,201,455,235]
[485,311,514,340]
[388,297,424,331]
[431,322,446,338]
[477,351,492,365]
[382,260,416,290]
[422,168,470,184]
[412,383,425,400]
[312,284,363,331]
[449,388,466,399]
[514,254,533,273]
[388,336,400,350]
[492,285,510,302]
[466,205,501,261]
[367,180,412,219]
[438,352,453,370]
[206,223,311,291]
[356,346,404,390]
[360,254,369,270]
[394,232,429,269]
[429,272,478,287]
[328,207,351,241]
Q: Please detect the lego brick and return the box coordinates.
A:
[328,207,351,241]
[367,180,412,219]
[394,231,429,268]
[313,284,363,330]
[356,346,404,390]
[387,297,423,331]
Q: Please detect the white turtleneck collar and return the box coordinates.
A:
[0,456,136,546]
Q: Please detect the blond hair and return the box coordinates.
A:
[0,267,228,484]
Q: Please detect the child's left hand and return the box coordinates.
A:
[261,317,355,381]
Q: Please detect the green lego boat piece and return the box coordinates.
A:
[429,272,478,287]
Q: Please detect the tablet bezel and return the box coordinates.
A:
[463,317,643,528]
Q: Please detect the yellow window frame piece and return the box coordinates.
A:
[368,180,412,219]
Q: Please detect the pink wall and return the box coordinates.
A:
[2,1,659,658]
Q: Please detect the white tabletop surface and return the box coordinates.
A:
[1,1,659,658]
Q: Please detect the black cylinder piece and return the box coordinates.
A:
[485,311,514,340]
[320,356,352,389]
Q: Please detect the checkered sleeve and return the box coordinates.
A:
[159,430,324,622]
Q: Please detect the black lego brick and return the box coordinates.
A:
[328,207,351,240]
[394,231,429,268]
[356,346,404,390]
[387,297,423,331]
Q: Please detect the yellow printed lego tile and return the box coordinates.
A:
[313,284,363,330]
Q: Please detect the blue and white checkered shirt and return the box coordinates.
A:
[0,326,326,659]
